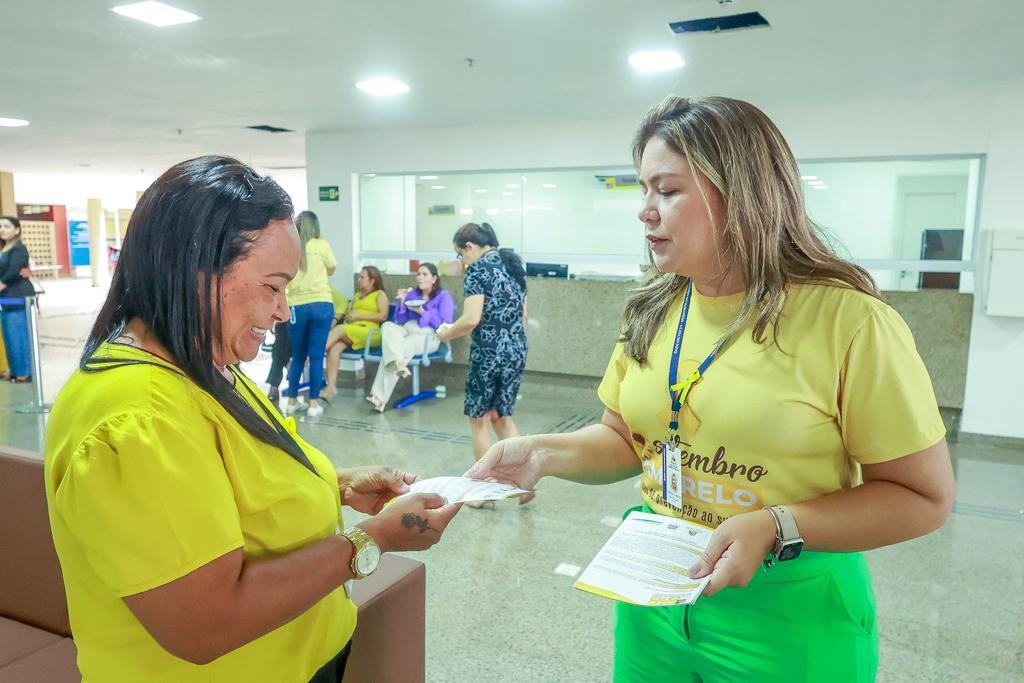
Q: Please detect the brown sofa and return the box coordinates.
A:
[0,446,425,682]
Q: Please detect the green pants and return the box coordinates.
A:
[613,506,878,682]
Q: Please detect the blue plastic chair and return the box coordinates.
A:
[363,324,453,409]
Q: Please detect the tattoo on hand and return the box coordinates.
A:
[401,513,436,534]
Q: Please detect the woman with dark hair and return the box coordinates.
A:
[282,210,336,418]
[437,223,528,472]
[43,156,461,682]
[366,262,455,412]
[322,265,389,398]
[469,97,953,680]
[0,215,36,382]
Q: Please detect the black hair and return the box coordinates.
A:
[81,155,316,473]
[418,261,442,299]
[452,222,526,291]
[1,215,21,249]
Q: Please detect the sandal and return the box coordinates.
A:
[10,376,32,384]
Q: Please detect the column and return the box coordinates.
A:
[87,198,109,286]
[0,171,15,216]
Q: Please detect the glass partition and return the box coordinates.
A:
[357,156,982,288]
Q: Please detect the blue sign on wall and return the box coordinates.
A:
[69,220,90,266]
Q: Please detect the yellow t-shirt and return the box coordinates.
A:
[598,283,945,529]
[286,238,336,307]
[44,342,356,683]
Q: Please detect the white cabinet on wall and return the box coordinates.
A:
[985,229,1024,317]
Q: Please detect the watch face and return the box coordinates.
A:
[778,540,804,562]
[356,544,381,575]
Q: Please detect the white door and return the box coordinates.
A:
[894,175,968,291]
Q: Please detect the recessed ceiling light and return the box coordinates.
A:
[808,180,825,186]
[502,192,513,197]
[474,189,487,194]
[111,1,200,27]
[419,175,438,180]
[542,183,557,189]
[628,50,684,74]
[505,184,519,189]
[431,185,445,190]
[0,117,30,127]
[486,208,500,216]
[801,175,818,180]
[356,77,410,96]
[459,208,473,216]
[812,185,829,190]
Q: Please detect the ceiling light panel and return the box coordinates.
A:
[111,1,200,27]
[0,117,30,127]
[356,77,410,96]
[629,50,684,74]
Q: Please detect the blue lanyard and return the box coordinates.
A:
[668,282,727,433]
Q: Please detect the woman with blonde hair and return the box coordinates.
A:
[283,210,336,417]
[469,96,954,680]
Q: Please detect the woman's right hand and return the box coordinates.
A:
[465,436,545,492]
[395,287,412,302]
[359,493,461,553]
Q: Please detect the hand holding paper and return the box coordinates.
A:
[575,511,714,607]
[394,476,530,505]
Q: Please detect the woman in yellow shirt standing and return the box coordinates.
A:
[322,266,388,399]
[282,210,336,418]
[469,97,955,681]
[44,156,461,683]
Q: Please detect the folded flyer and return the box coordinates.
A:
[395,476,530,504]
[575,511,713,606]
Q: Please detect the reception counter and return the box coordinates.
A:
[379,274,972,410]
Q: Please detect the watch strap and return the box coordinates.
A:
[767,505,800,543]
[341,525,377,579]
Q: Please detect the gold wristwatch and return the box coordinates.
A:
[341,526,381,579]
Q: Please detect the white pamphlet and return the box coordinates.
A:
[574,511,713,606]
[396,476,530,504]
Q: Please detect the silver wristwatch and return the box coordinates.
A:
[765,505,804,562]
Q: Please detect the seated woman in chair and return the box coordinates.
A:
[322,266,388,398]
[366,263,454,412]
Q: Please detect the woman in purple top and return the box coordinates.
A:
[366,262,454,411]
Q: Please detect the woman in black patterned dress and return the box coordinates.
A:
[437,223,528,462]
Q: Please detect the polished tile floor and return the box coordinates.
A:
[2,278,1022,682]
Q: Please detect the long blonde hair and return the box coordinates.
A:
[621,96,879,363]
[295,210,320,272]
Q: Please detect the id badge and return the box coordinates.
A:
[289,306,296,325]
[662,441,683,508]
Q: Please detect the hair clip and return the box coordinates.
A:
[243,175,255,193]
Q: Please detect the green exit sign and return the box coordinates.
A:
[319,186,340,202]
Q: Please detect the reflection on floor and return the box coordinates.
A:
[2,278,1022,682]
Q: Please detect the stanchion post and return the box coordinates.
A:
[14,295,51,414]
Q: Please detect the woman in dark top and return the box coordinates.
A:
[0,216,36,382]
[437,223,529,470]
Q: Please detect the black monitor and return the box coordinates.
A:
[526,262,569,279]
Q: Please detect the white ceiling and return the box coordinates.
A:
[2,0,1023,174]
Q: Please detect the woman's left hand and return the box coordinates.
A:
[436,323,451,342]
[340,466,417,514]
[687,509,777,596]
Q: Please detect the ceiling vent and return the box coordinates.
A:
[247,124,294,134]
[669,11,769,34]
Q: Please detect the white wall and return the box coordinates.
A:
[12,166,307,218]
[306,85,1024,439]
